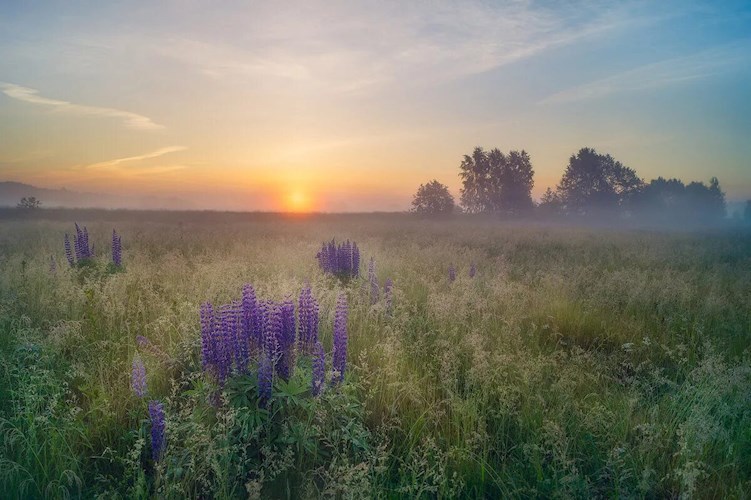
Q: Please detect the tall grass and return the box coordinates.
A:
[0,213,749,498]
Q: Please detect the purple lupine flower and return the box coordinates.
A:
[131,356,147,397]
[317,239,361,278]
[368,257,379,303]
[200,302,216,372]
[72,223,93,261]
[216,303,237,383]
[112,229,122,267]
[276,299,295,381]
[82,226,90,259]
[64,234,74,267]
[49,255,57,274]
[383,278,393,312]
[332,293,348,384]
[448,264,456,282]
[241,284,259,353]
[352,242,360,277]
[136,335,150,348]
[469,262,476,278]
[297,286,319,353]
[148,400,166,461]
[262,301,281,364]
[311,340,325,396]
[258,353,273,407]
[74,223,83,261]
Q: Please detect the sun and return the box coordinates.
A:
[283,190,313,213]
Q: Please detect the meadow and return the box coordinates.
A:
[0,210,749,498]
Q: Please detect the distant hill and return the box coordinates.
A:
[0,182,194,210]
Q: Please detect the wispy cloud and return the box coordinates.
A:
[78,146,187,174]
[84,146,186,170]
[539,40,751,105]
[149,1,629,93]
[0,83,163,130]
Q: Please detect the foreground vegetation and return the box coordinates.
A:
[1,211,749,498]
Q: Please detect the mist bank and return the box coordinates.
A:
[2,206,750,233]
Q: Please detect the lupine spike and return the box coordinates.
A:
[258,353,273,407]
[262,301,281,364]
[64,234,74,266]
[311,340,325,396]
[317,239,361,278]
[332,293,348,384]
[448,264,456,282]
[241,284,258,353]
[469,262,476,278]
[352,242,360,277]
[148,401,166,461]
[131,355,147,397]
[275,299,295,381]
[200,302,216,372]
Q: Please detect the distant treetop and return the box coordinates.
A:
[17,196,41,209]
[411,180,455,215]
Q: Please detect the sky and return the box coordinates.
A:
[1,0,750,212]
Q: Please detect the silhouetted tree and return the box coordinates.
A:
[411,180,455,215]
[538,187,561,215]
[630,176,726,224]
[555,147,642,215]
[17,196,41,209]
[683,177,725,222]
[459,147,534,213]
[745,200,751,223]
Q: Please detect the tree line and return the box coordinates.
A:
[412,146,731,224]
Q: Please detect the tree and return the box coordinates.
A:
[555,147,642,215]
[411,180,455,215]
[745,200,751,224]
[17,196,41,209]
[459,147,534,213]
[538,187,561,215]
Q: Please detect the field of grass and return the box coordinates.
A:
[1,210,749,498]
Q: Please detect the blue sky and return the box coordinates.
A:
[1,0,750,210]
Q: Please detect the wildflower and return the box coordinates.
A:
[469,262,476,278]
[199,302,216,372]
[72,223,93,261]
[448,264,456,282]
[216,303,237,383]
[131,355,147,397]
[148,401,166,461]
[258,353,273,407]
[277,299,296,381]
[311,340,325,396]
[262,301,281,364]
[112,229,122,267]
[317,239,360,278]
[332,293,348,384]
[352,242,360,277]
[241,284,259,352]
[64,234,74,266]
[297,285,319,353]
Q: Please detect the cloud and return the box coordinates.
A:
[539,41,751,105]
[84,146,186,170]
[149,1,629,93]
[0,83,163,130]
